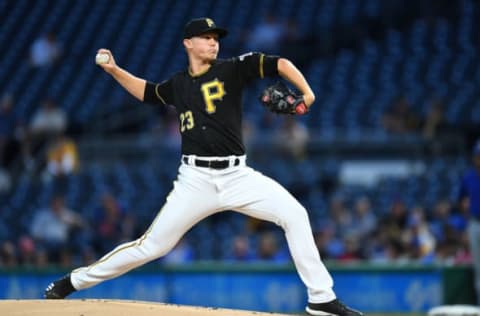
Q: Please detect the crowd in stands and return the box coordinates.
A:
[0,0,478,268]
[0,161,472,267]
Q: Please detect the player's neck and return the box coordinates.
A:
[188,57,212,77]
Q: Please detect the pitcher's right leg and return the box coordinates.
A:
[45,164,219,297]
[45,212,183,299]
[45,211,179,299]
[70,217,176,290]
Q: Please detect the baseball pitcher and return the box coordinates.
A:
[45,18,362,316]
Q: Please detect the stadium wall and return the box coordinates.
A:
[0,263,474,313]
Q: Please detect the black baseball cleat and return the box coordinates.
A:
[44,274,76,299]
[306,299,363,316]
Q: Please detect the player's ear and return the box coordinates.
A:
[183,38,193,50]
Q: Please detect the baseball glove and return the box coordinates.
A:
[259,81,308,115]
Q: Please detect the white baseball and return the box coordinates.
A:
[95,53,110,65]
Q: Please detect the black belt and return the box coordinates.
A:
[182,157,241,169]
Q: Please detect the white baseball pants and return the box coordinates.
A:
[71,156,336,303]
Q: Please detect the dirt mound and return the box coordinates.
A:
[0,299,291,316]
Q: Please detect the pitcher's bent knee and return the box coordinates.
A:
[278,204,311,231]
[136,234,178,259]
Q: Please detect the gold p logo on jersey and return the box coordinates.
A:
[206,18,214,27]
[201,79,225,114]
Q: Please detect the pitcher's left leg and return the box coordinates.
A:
[224,167,335,303]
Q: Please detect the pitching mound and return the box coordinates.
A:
[0,299,291,316]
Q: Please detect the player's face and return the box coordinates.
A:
[188,32,219,61]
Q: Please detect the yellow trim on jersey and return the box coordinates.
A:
[83,240,138,272]
[188,65,211,77]
[137,184,176,246]
[259,54,265,78]
[79,204,166,272]
[70,178,183,277]
[77,186,176,273]
[154,84,167,105]
[137,206,164,246]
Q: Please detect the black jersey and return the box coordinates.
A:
[144,52,279,156]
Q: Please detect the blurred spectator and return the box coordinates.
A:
[369,199,411,263]
[30,195,87,262]
[256,232,289,263]
[80,247,97,266]
[459,140,480,303]
[0,241,18,267]
[429,199,455,241]
[434,239,458,265]
[351,196,377,239]
[17,235,36,266]
[314,227,344,260]
[372,238,409,264]
[382,96,420,134]
[337,235,363,262]
[45,135,79,178]
[454,231,472,264]
[92,192,135,253]
[29,98,67,136]
[246,217,276,234]
[245,15,285,54]
[422,98,449,140]
[24,98,68,171]
[59,249,74,268]
[403,206,436,262]
[329,195,355,238]
[162,238,194,264]
[34,248,49,268]
[380,198,409,240]
[274,116,309,160]
[429,199,467,244]
[226,235,255,262]
[30,32,62,67]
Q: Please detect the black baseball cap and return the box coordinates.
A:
[183,18,228,39]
